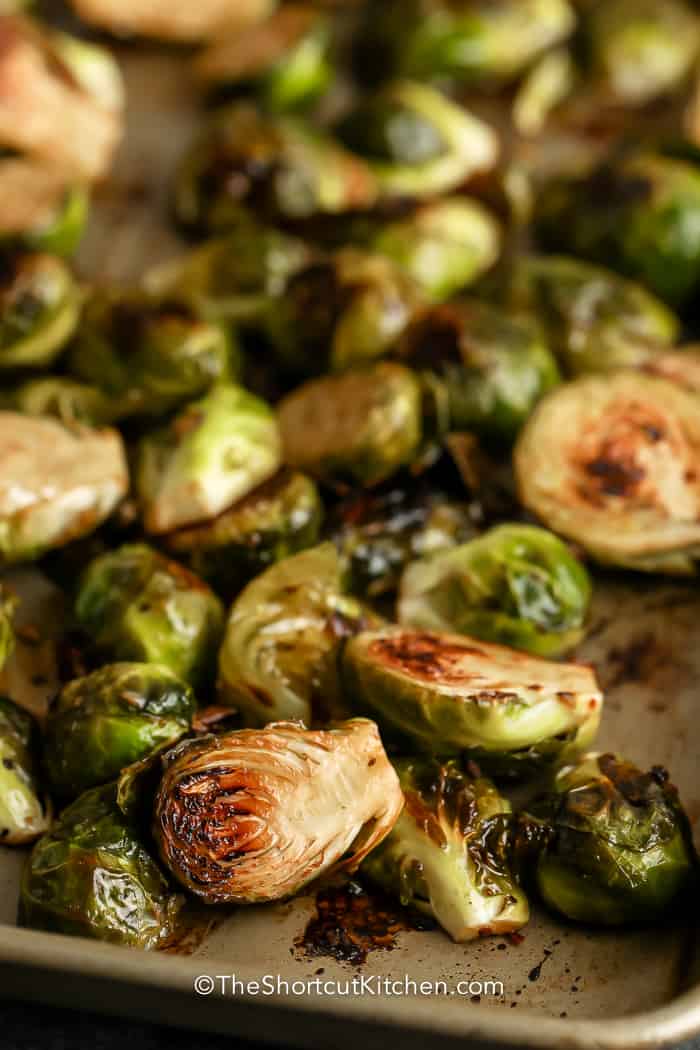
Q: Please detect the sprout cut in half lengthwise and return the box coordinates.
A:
[514,372,700,573]
[153,719,403,904]
[0,696,50,845]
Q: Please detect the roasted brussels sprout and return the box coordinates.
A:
[397,300,560,443]
[536,154,700,308]
[69,0,274,41]
[44,663,196,799]
[20,783,181,947]
[342,627,602,773]
[0,377,116,426]
[75,544,225,688]
[519,753,696,924]
[336,81,498,199]
[362,758,529,941]
[173,103,379,236]
[0,413,128,564]
[399,524,591,657]
[153,719,403,904]
[218,542,377,725]
[67,291,237,420]
[164,469,323,599]
[514,372,700,573]
[0,697,49,845]
[265,250,421,376]
[138,382,281,534]
[0,251,81,370]
[194,5,333,114]
[512,256,678,376]
[278,362,423,488]
[6,182,89,258]
[369,197,500,303]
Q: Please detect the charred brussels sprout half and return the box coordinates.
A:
[138,382,281,534]
[536,154,700,308]
[519,754,697,925]
[67,290,237,420]
[515,372,700,573]
[342,628,602,774]
[218,542,378,725]
[75,543,225,688]
[153,719,403,904]
[397,300,560,443]
[265,250,421,376]
[362,758,529,941]
[0,251,81,370]
[0,697,49,845]
[512,256,678,376]
[20,783,181,948]
[164,469,323,600]
[399,524,591,657]
[278,363,423,489]
[335,81,498,199]
[0,377,116,425]
[44,663,196,799]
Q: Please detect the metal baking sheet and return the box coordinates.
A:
[2,47,700,1050]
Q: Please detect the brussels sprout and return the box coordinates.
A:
[0,413,128,564]
[514,372,700,573]
[173,103,379,236]
[138,382,281,534]
[164,469,323,599]
[362,758,529,941]
[342,627,602,773]
[519,753,697,924]
[43,663,196,799]
[369,197,500,302]
[265,250,421,376]
[536,154,700,307]
[0,377,117,426]
[75,544,225,688]
[6,183,89,258]
[278,362,423,488]
[0,251,81,370]
[20,783,181,947]
[512,256,679,376]
[397,300,560,443]
[68,0,274,41]
[336,81,498,199]
[584,0,700,107]
[218,542,378,725]
[512,48,576,137]
[194,6,333,113]
[153,719,403,904]
[0,697,49,845]
[329,483,476,599]
[399,524,592,657]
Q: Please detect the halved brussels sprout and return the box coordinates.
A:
[20,783,181,948]
[69,0,274,41]
[44,663,196,799]
[0,696,49,845]
[164,469,323,600]
[218,542,378,725]
[362,758,529,941]
[265,250,421,376]
[336,81,498,199]
[0,377,116,426]
[399,524,592,657]
[536,154,700,307]
[514,372,700,573]
[369,197,500,303]
[67,290,237,420]
[173,103,379,236]
[75,544,225,688]
[0,251,81,370]
[397,299,560,443]
[519,753,696,924]
[153,719,403,904]
[0,413,128,564]
[342,627,602,773]
[138,382,281,534]
[512,256,679,376]
[278,362,423,488]
[194,5,333,113]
